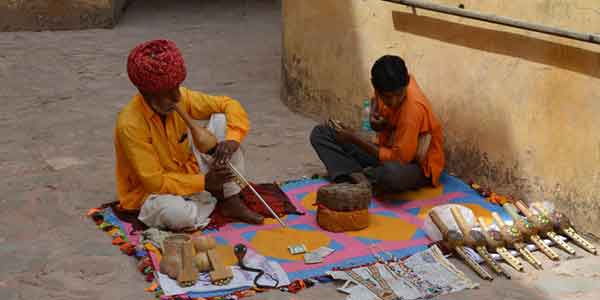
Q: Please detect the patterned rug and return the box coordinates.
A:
[88,173,509,299]
[201,172,508,281]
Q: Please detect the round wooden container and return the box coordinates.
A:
[316,180,372,232]
[316,181,371,212]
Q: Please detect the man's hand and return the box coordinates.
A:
[212,140,240,167]
[205,166,235,198]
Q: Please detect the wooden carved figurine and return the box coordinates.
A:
[429,210,493,280]
[503,203,559,261]
[531,202,597,255]
[191,234,234,285]
[515,200,576,255]
[192,234,214,273]
[178,238,198,287]
[477,217,524,272]
[450,207,509,279]
[160,234,234,287]
[492,212,543,270]
[160,236,182,279]
[161,234,198,287]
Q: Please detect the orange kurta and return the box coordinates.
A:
[114,86,250,210]
[376,75,445,186]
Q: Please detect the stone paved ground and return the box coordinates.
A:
[1,1,598,299]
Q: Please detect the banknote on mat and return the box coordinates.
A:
[304,252,324,264]
[304,246,335,264]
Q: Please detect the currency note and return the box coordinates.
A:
[313,246,335,258]
[304,252,324,264]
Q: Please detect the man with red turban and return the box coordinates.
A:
[114,39,263,230]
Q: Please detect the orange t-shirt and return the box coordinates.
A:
[376,76,445,186]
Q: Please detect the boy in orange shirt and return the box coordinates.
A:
[310,55,445,192]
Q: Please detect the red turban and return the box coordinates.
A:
[127,39,187,93]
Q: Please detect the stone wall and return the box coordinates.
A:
[282,0,600,234]
[0,0,129,31]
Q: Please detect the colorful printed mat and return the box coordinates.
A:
[88,172,509,299]
[201,172,509,281]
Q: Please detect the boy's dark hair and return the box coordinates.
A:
[370,55,409,93]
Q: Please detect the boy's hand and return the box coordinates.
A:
[369,98,389,132]
[370,114,390,132]
[334,128,357,144]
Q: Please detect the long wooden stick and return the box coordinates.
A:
[228,162,287,227]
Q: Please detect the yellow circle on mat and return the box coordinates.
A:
[249,227,331,261]
[347,213,418,241]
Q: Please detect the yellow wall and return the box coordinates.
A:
[282,0,600,233]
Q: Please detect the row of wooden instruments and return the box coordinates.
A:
[430,200,597,280]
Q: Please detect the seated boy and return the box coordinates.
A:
[310,55,445,193]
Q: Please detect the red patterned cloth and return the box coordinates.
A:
[106,183,301,231]
[127,39,187,93]
[207,183,303,229]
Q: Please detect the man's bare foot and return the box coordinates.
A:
[219,194,264,224]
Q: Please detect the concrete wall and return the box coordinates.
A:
[0,0,129,31]
[282,0,600,234]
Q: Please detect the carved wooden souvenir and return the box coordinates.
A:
[531,202,597,255]
[188,233,233,285]
[450,207,509,278]
[477,217,524,272]
[162,234,198,287]
[178,238,198,287]
[430,210,493,280]
[503,203,559,261]
[492,212,543,270]
[515,201,576,255]
[192,234,217,252]
[207,249,234,285]
[193,252,211,272]
[160,236,183,279]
